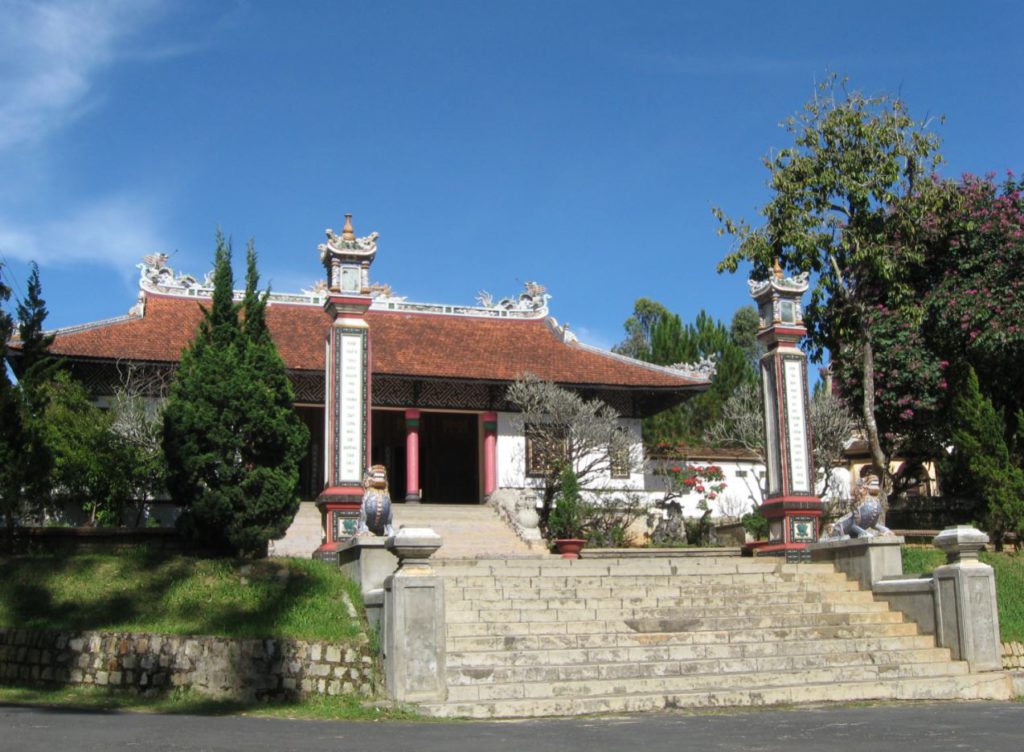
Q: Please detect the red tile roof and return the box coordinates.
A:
[40,293,704,390]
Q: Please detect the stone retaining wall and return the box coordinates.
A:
[1004,641,1024,670]
[0,627,375,700]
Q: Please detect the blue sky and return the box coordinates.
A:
[1,0,1022,356]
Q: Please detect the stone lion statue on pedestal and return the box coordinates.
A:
[357,464,394,537]
[823,473,893,540]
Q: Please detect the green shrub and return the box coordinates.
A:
[547,466,586,540]
[741,508,769,540]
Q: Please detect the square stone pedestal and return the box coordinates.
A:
[807,534,905,588]
[338,536,398,629]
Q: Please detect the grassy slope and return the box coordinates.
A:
[0,684,427,721]
[902,546,1024,643]
[0,549,366,642]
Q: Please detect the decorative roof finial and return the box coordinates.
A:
[342,214,355,242]
[773,258,783,279]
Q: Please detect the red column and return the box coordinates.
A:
[482,411,498,498]
[405,409,421,503]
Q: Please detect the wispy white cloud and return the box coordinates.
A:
[0,1,190,272]
[0,196,165,273]
[0,0,169,152]
[573,325,617,352]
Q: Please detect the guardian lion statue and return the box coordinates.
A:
[823,473,893,540]
[357,464,395,537]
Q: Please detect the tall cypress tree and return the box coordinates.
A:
[163,234,307,556]
[0,263,53,548]
[643,307,756,445]
[0,263,21,546]
[16,263,57,388]
[230,241,308,555]
[163,233,241,551]
[942,366,1024,546]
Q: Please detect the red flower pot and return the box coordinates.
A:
[554,538,586,559]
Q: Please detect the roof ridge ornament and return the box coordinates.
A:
[138,253,208,295]
[474,281,550,314]
[319,214,378,258]
[135,252,551,319]
[318,212,378,294]
[748,269,810,297]
[668,355,717,381]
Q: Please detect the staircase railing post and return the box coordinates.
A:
[382,528,446,702]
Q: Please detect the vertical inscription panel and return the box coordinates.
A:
[333,328,367,485]
[783,358,810,493]
[762,362,781,495]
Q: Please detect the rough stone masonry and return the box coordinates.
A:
[0,627,376,700]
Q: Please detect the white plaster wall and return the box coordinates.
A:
[643,458,766,518]
[495,412,647,495]
[821,466,853,504]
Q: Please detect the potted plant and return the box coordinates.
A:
[548,466,587,558]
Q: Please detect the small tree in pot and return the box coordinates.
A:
[548,466,588,558]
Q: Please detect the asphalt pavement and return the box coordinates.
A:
[2,701,1022,752]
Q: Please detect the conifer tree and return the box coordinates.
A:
[16,263,57,400]
[163,234,307,556]
[642,308,756,445]
[0,262,22,545]
[942,366,1024,547]
[0,263,52,548]
[230,241,308,554]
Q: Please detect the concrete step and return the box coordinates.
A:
[447,634,940,666]
[446,593,885,616]
[392,504,542,559]
[268,502,323,558]
[446,620,923,652]
[445,582,865,606]
[444,662,972,704]
[444,607,905,632]
[422,672,1014,719]
[451,580,874,598]
[445,659,971,702]
[434,559,842,576]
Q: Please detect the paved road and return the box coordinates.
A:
[2,701,1022,752]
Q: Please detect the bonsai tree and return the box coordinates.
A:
[547,466,587,541]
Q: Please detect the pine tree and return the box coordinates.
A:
[643,308,756,445]
[943,366,1024,547]
[16,262,57,396]
[0,262,21,545]
[229,241,308,555]
[163,234,307,557]
[0,263,52,548]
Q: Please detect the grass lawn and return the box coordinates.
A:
[0,548,366,642]
[0,683,428,721]
[901,545,1024,643]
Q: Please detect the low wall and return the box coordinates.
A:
[10,528,183,555]
[1004,642,1024,670]
[0,627,375,700]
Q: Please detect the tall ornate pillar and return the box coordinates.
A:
[315,214,379,557]
[404,409,421,503]
[746,266,823,562]
[482,411,498,498]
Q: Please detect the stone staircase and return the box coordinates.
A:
[268,501,324,558]
[392,504,542,559]
[420,556,1012,718]
[270,502,542,559]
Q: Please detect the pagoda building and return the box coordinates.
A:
[14,216,708,513]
